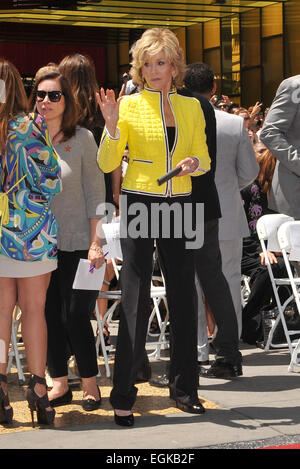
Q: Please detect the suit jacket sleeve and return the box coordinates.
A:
[260,77,300,177]
[236,120,259,190]
[198,95,217,176]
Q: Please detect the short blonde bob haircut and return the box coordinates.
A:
[129,28,186,90]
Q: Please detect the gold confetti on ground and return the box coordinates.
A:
[1,359,219,435]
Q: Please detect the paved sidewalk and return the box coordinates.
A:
[1,343,300,450]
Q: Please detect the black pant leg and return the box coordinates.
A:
[110,236,154,410]
[194,219,241,365]
[45,250,99,379]
[158,236,198,404]
[45,266,70,378]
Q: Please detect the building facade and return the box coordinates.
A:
[0,0,299,107]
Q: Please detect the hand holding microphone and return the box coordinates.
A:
[157,167,182,186]
[157,158,200,186]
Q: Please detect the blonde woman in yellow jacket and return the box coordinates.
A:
[97,28,211,427]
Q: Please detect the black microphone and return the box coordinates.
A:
[157,167,182,186]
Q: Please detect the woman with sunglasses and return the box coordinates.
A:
[32,65,106,412]
[0,59,62,426]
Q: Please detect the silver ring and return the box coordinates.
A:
[186,165,191,171]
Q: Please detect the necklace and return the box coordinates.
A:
[51,129,62,144]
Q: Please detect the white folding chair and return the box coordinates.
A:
[277,221,300,371]
[256,214,295,354]
[146,249,170,359]
[95,289,120,378]
[7,305,26,385]
[146,284,170,359]
[95,284,169,377]
[241,274,251,308]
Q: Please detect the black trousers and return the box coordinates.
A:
[194,219,241,365]
[110,194,199,410]
[241,257,289,344]
[45,250,99,379]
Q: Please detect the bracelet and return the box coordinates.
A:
[89,245,103,254]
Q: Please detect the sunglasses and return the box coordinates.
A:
[36,90,64,102]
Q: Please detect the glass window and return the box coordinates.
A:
[284,0,300,77]
[241,67,261,109]
[186,24,203,63]
[221,15,240,98]
[240,9,260,68]
[174,28,186,62]
[204,20,220,50]
[262,36,283,106]
[203,48,221,92]
[262,3,283,38]
[119,41,129,66]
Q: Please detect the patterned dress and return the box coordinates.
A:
[241,181,269,276]
[0,113,62,275]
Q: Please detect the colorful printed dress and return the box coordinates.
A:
[0,113,62,277]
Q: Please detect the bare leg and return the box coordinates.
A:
[82,376,100,401]
[48,376,69,400]
[0,278,17,375]
[0,277,17,409]
[17,273,52,406]
[48,373,100,402]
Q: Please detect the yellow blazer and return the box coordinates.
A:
[97,87,210,197]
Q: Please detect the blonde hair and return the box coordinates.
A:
[129,28,186,90]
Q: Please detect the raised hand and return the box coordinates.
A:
[96,88,122,137]
[250,101,263,118]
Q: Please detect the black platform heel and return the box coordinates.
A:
[0,374,13,425]
[25,375,55,427]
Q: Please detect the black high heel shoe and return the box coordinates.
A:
[0,374,13,425]
[25,375,55,427]
[81,386,102,411]
[114,411,134,427]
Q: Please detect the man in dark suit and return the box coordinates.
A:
[184,63,242,378]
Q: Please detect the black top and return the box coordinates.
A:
[241,180,272,276]
[167,126,175,152]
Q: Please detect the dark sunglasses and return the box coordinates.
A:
[36,90,64,102]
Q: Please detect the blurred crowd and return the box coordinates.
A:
[210,94,268,145]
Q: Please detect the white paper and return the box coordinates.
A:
[72,259,106,290]
[101,222,123,260]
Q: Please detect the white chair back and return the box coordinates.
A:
[277,221,300,261]
[277,221,300,372]
[256,214,294,251]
